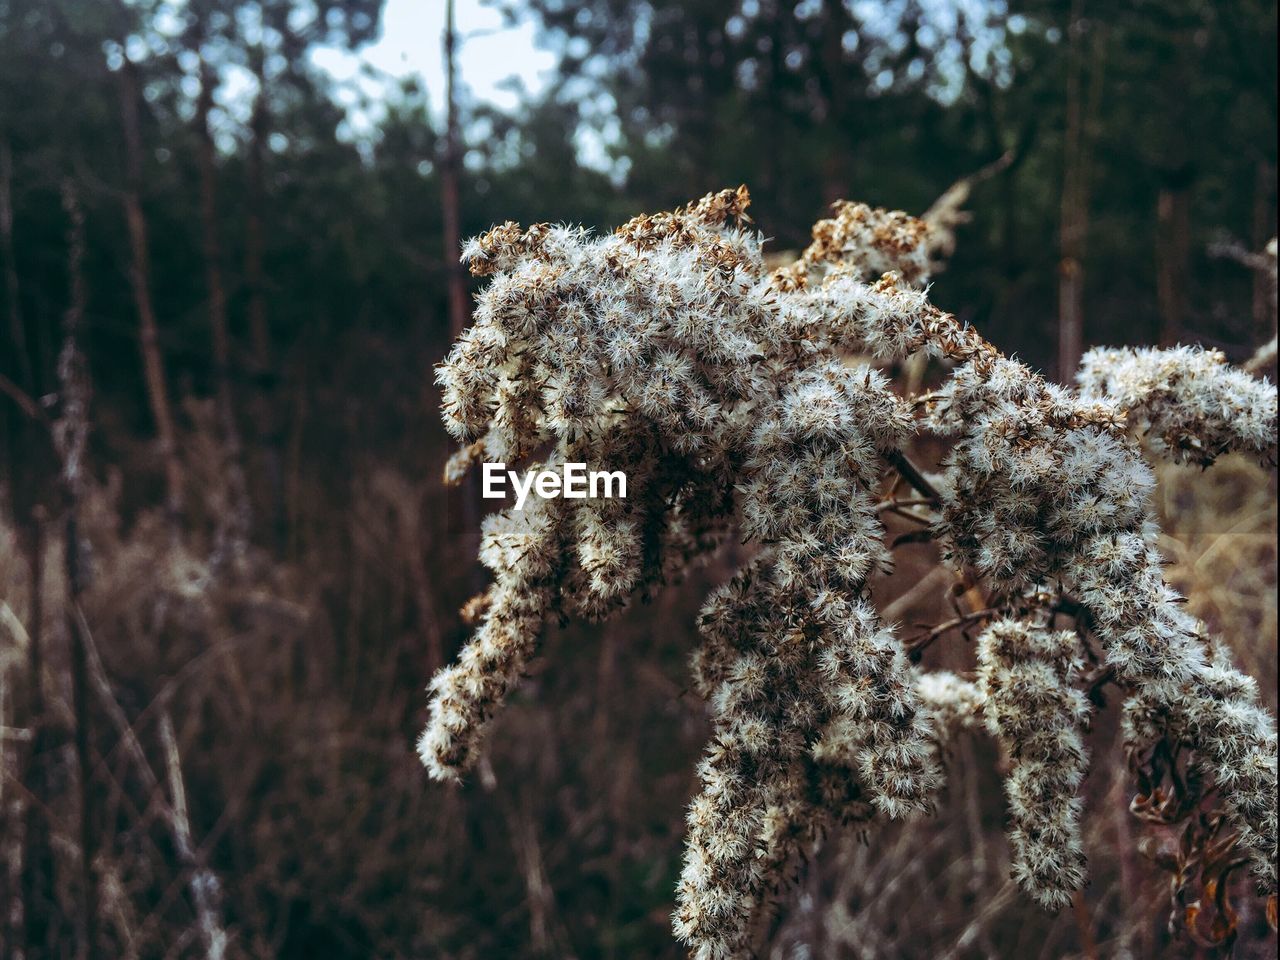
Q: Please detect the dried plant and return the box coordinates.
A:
[424,186,1278,958]
[1077,345,1277,467]
[976,620,1090,910]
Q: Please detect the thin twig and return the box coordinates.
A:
[1084,664,1118,707]
[75,605,230,959]
[937,879,1018,960]
[1072,888,1100,960]
[905,607,1001,658]
[881,449,941,502]
[0,373,49,426]
[879,566,955,625]
[882,506,937,530]
[158,714,228,960]
[877,497,937,510]
[891,528,936,547]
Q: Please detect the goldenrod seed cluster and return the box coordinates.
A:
[423,187,1279,956]
[977,621,1090,909]
[926,348,1277,894]
[1078,345,1277,466]
[771,200,935,289]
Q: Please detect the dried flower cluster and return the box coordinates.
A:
[924,348,1277,896]
[977,620,1090,909]
[770,199,934,289]
[1077,345,1278,467]
[423,186,1278,957]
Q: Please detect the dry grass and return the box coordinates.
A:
[0,427,1275,958]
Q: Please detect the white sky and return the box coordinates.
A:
[311,0,558,131]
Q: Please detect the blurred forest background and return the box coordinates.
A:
[0,0,1276,958]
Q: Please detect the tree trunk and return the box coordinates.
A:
[245,51,271,374]
[1155,184,1190,347]
[0,579,13,960]
[196,56,252,563]
[1250,160,1276,341]
[117,60,184,529]
[1058,9,1086,381]
[1057,3,1106,381]
[19,513,53,960]
[818,0,849,206]
[244,48,289,554]
[2,165,55,960]
[59,179,98,960]
[441,0,468,342]
[1057,257,1084,381]
[441,0,482,597]
[0,137,32,390]
[68,527,96,960]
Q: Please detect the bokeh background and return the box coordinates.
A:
[0,1,1276,958]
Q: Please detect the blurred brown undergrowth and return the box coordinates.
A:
[1,401,1274,958]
